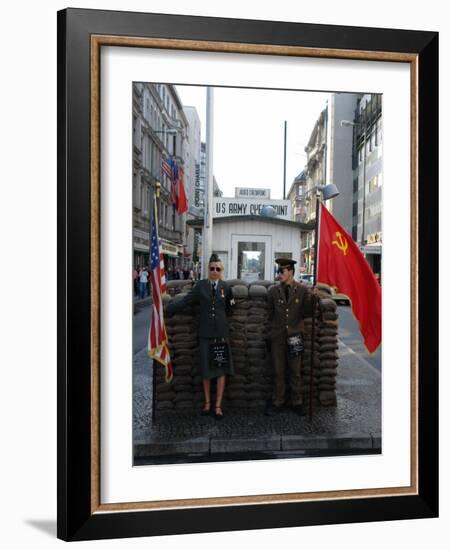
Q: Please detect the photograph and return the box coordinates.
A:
[55,6,438,541]
[132,83,383,466]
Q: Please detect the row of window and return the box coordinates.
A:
[357,117,382,163]
[351,200,382,226]
[142,135,162,180]
[365,201,382,221]
[133,178,179,232]
[352,173,383,202]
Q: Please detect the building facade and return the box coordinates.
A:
[325,93,362,235]
[184,106,202,217]
[290,92,382,276]
[299,106,329,273]
[350,93,383,275]
[132,83,189,271]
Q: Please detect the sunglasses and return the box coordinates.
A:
[209,267,222,272]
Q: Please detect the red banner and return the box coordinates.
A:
[317,203,381,354]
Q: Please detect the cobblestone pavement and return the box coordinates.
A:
[133,341,381,460]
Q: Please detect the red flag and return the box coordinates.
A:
[177,165,188,214]
[317,203,381,354]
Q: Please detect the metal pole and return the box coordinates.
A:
[309,294,317,422]
[309,191,321,422]
[361,123,367,249]
[283,121,287,200]
[313,191,321,286]
[203,87,214,277]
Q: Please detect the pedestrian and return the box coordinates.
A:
[139,267,149,299]
[133,266,139,297]
[265,258,320,417]
[166,253,234,419]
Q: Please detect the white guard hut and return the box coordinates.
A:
[187,212,313,282]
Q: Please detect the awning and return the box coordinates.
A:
[362,244,382,255]
[160,239,183,257]
[134,243,149,252]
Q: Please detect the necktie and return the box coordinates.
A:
[212,282,216,297]
[285,285,289,302]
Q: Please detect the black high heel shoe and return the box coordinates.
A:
[201,401,211,416]
[214,406,224,420]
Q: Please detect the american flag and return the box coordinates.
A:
[162,159,172,179]
[161,157,178,209]
[147,198,172,383]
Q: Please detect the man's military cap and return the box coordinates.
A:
[275,257,297,269]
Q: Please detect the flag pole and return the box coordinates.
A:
[151,182,161,424]
[309,191,321,422]
[313,191,321,287]
[203,87,214,278]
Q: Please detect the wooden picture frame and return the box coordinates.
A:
[57,8,438,541]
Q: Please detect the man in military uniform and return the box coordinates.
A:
[265,258,319,416]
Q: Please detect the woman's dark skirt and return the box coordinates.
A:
[199,337,234,380]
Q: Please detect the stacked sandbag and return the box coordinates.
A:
[301,296,339,407]
[244,284,272,407]
[317,298,339,406]
[166,279,194,297]
[155,283,339,412]
[155,292,200,411]
[225,283,250,407]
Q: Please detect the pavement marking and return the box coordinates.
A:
[338,338,381,378]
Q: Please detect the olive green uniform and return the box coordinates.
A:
[267,281,314,407]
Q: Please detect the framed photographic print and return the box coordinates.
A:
[57,8,438,541]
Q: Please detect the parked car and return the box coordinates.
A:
[298,273,314,286]
[316,282,350,306]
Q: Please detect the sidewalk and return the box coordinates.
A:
[133,340,381,463]
[133,294,152,312]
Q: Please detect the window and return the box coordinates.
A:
[142,184,149,217]
[376,118,382,146]
[134,182,142,211]
[369,175,380,193]
[133,175,139,208]
[370,128,376,152]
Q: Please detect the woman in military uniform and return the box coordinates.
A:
[166,254,234,419]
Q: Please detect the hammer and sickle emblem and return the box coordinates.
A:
[332,232,348,255]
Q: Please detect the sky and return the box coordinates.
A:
[176,85,331,199]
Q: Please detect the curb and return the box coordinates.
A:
[134,433,381,459]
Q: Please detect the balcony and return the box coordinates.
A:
[159,226,182,244]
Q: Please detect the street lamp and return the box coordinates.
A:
[341,118,367,249]
[308,181,339,423]
[260,205,277,218]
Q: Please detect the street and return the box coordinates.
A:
[133,300,151,354]
[337,305,382,371]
